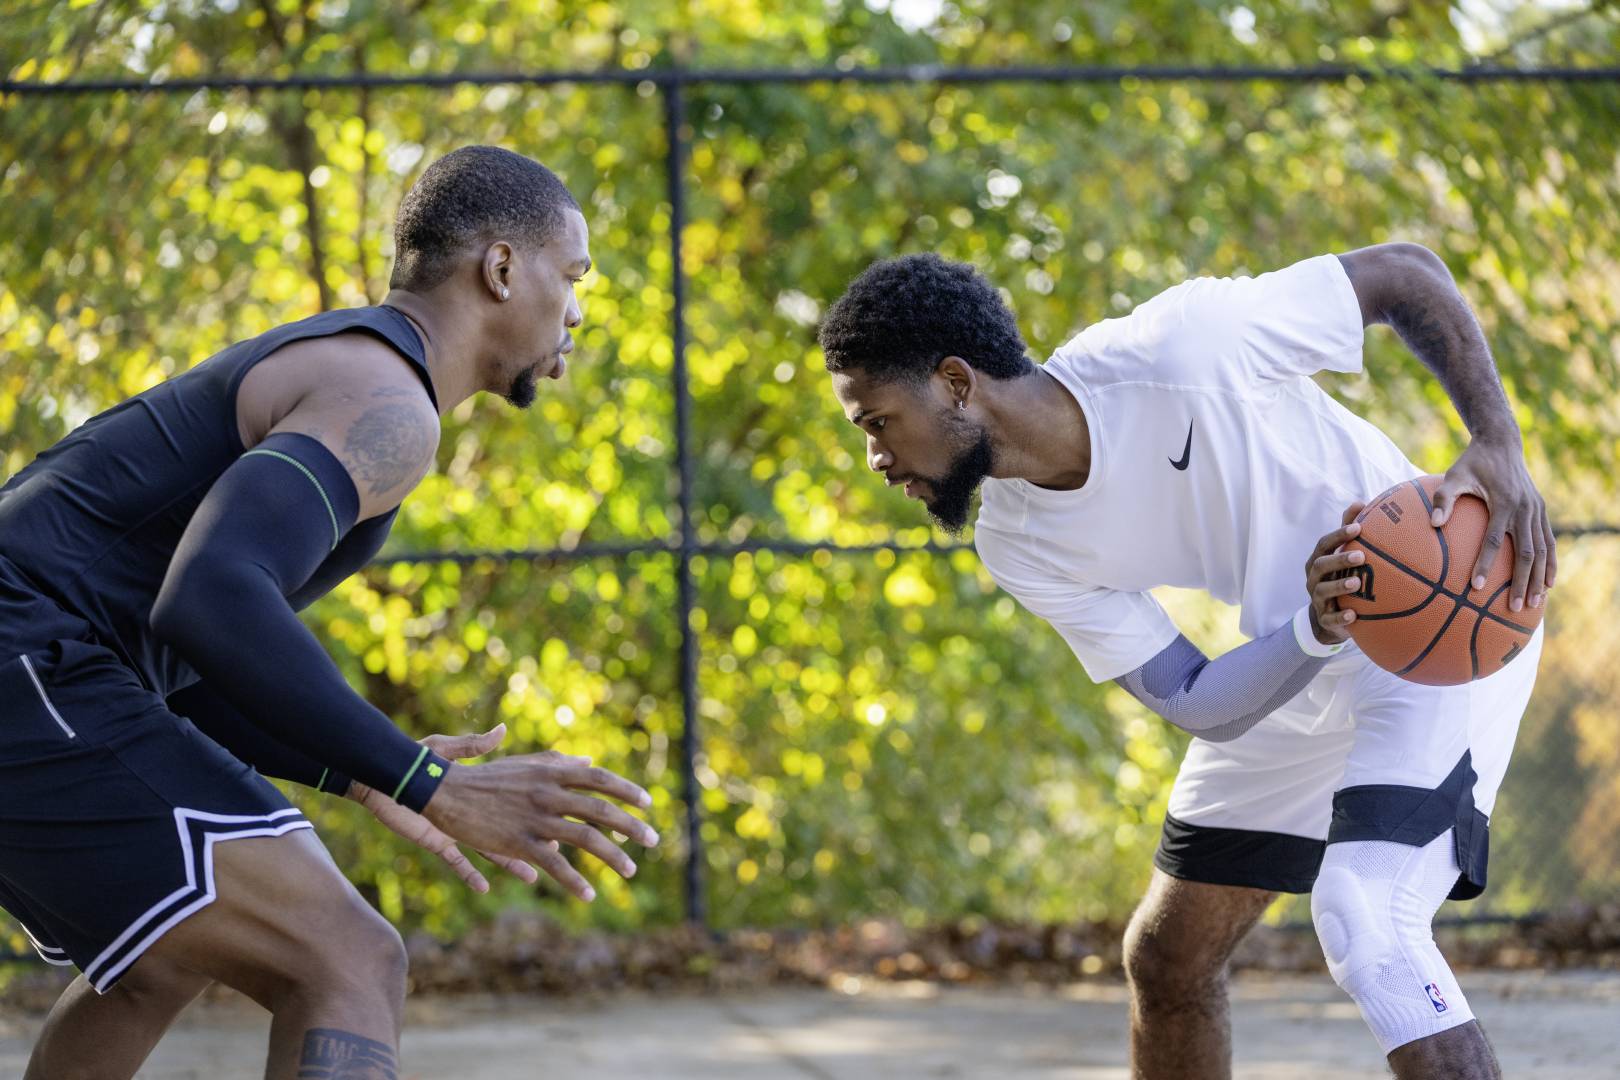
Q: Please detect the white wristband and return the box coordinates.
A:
[1293,603,1348,658]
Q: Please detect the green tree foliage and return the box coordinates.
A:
[2,2,1618,943]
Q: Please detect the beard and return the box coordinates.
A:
[921,424,994,536]
[503,363,540,409]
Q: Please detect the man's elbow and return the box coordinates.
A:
[1381,241,1451,282]
[1344,241,1451,286]
[1339,241,1455,326]
[149,563,231,646]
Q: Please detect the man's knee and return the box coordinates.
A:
[276,894,408,1008]
[1311,835,1475,1056]
[1123,873,1274,1007]
[1124,913,1227,1004]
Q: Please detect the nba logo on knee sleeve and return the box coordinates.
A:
[1425,982,1449,1013]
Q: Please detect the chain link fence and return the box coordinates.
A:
[3,60,1618,959]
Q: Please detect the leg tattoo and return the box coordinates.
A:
[295,1028,399,1080]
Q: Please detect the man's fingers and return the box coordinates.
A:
[1312,549,1365,581]
[529,841,596,902]
[424,722,509,762]
[1314,576,1360,605]
[555,763,653,810]
[542,816,638,879]
[1430,480,1462,528]
[1340,501,1366,528]
[537,750,594,767]
[422,735,487,761]
[478,849,540,885]
[1309,521,1361,567]
[1506,507,1537,611]
[1471,508,1509,593]
[1528,527,1549,611]
[553,792,660,848]
[1541,510,1558,596]
[436,843,490,894]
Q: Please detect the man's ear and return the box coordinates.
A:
[482,241,515,302]
[937,355,976,409]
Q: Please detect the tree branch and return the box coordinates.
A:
[258,0,330,310]
[357,45,375,302]
[1479,2,1605,63]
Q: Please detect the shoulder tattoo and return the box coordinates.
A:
[342,388,437,497]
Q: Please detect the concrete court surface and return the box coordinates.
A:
[1,970,1616,1078]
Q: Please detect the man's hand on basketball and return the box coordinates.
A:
[1306,502,1368,646]
[420,739,658,903]
[348,723,541,894]
[1432,439,1555,613]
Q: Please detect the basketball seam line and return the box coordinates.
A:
[1353,534,1537,634]
[1409,479,1451,590]
[1471,580,1517,679]
[1396,595,1466,677]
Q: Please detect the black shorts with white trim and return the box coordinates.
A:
[0,569,310,992]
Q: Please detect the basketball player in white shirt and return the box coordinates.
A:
[822,244,1554,1079]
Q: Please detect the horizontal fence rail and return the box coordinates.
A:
[6,63,1620,97]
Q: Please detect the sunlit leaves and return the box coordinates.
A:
[2,3,1618,938]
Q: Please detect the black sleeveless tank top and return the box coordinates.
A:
[0,306,435,696]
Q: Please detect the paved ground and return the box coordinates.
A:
[1,970,1616,1078]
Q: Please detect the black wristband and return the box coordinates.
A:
[392,748,451,813]
[315,767,354,796]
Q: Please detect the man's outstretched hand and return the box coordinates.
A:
[420,729,659,902]
[349,723,545,894]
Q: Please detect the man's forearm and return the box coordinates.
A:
[168,679,352,795]
[1114,608,1337,743]
[151,433,450,812]
[1373,250,1519,445]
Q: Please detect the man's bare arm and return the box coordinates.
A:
[1336,242,1554,611]
[238,333,441,521]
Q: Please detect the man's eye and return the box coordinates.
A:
[871,418,886,431]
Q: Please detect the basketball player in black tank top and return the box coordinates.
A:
[0,146,657,1079]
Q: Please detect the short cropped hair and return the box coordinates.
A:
[819,253,1034,383]
[390,145,579,291]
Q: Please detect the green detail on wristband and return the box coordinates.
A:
[241,448,341,549]
[427,762,444,778]
[391,745,431,802]
[316,767,330,791]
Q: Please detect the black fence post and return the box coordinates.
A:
[663,74,706,930]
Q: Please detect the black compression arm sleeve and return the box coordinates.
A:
[151,432,448,811]
[168,679,353,795]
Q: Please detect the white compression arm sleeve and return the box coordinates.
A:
[1114,605,1344,742]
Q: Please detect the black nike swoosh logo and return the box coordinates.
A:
[1169,419,1194,471]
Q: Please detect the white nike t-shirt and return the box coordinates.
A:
[974,254,1421,684]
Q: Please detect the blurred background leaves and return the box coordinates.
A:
[2,1,1617,947]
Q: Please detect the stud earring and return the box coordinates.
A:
[499,286,510,300]
[957,400,966,410]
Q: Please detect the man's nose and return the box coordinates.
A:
[565,295,583,329]
[868,441,892,472]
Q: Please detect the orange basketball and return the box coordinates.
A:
[1336,475,1542,686]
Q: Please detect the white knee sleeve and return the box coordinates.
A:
[1310,830,1473,1055]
